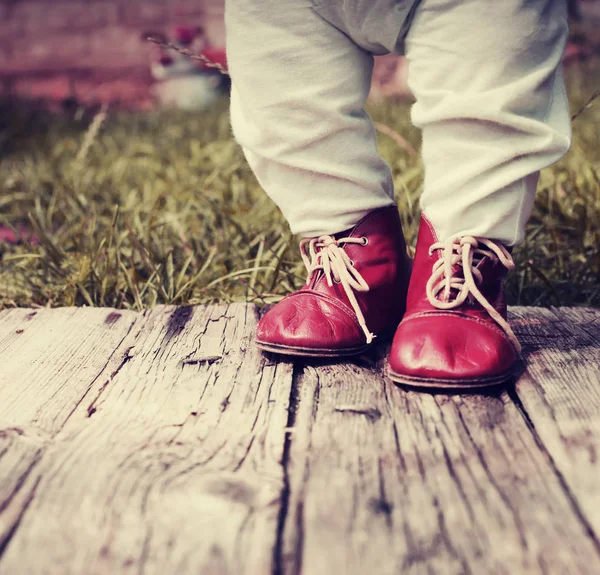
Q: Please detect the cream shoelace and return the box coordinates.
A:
[300,235,375,344]
[426,236,522,353]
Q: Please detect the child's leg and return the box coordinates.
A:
[405,0,571,245]
[225,0,396,238]
[226,0,417,356]
[389,0,571,389]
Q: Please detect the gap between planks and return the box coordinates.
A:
[0,304,294,574]
[275,305,600,574]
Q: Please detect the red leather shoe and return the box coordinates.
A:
[388,215,521,389]
[255,206,412,357]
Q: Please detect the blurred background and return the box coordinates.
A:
[0,0,599,310]
[1,0,596,109]
[0,0,226,109]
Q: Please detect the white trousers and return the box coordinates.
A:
[226,0,571,245]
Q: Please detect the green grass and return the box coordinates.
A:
[1,60,600,310]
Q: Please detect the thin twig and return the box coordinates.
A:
[374,121,418,157]
[148,32,600,124]
[145,36,230,77]
[571,86,600,121]
[148,33,600,126]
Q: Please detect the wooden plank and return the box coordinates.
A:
[0,308,31,342]
[0,309,54,355]
[0,304,293,575]
[0,307,139,431]
[510,306,600,539]
[0,307,138,553]
[282,345,600,575]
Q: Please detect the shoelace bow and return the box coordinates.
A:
[299,235,375,344]
[426,236,521,353]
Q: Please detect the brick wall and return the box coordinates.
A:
[0,0,225,107]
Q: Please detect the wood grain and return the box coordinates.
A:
[0,308,31,342]
[0,307,139,431]
[1,305,600,574]
[0,307,138,553]
[511,306,600,540]
[281,342,600,575]
[0,304,293,575]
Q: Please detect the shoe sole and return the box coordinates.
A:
[258,343,513,389]
[255,340,373,358]
[387,368,514,390]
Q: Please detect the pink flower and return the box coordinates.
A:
[0,226,40,245]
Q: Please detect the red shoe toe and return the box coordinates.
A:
[256,293,366,356]
[389,313,518,387]
[388,215,521,390]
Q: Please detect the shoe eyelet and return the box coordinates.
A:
[349,260,355,267]
[360,237,369,246]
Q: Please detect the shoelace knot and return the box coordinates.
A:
[426,235,521,353]
[300,234,374,344]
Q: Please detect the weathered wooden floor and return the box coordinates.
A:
[0,304,599,575]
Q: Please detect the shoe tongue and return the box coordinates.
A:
[333,223,357,241]
[439,252,480,303]
[307,267,323,289]
[444,269,465,302]
[444,251,503,304]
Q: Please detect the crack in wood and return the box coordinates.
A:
[3,305,600,573]
[433,403,478,523]
[334,405,383,422]
[0,428,24,440]
[137,526,153,575]
[0,310,143,568]
[104,312,122,326]
[272,361,303,575]
[165,306,194,340]
[283,365,320,575]
[110,346,135,379]
[61,316,138,425]
[181,355,222,367]
[509,387,600,556]
[370,457,393,529]
[452,398,529,549]
[232,436,256,473]
[0,463,42,558]
[384,384,408,476]
[87,345,135,417]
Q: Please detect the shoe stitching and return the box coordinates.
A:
[400,310,516,344]
[422,215,441,250]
